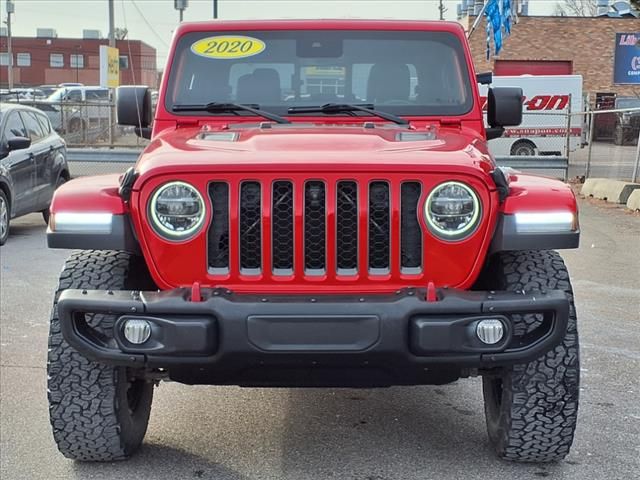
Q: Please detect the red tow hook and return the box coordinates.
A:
[425,281,437,302]
[190,281,202,302]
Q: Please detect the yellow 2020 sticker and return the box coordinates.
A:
[191,35,265,59]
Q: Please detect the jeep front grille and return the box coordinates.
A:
[272,181,294,273]
[239,182,262,273]
[207,179,424,277]
[208,182,229,272]
[336,181,358,273]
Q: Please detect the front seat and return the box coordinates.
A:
[236,68,282,104]
[366,63,411,104]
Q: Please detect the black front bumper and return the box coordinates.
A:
[57,287,569,387]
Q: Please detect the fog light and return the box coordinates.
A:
[476,319,504,344]
[123,319,151,344]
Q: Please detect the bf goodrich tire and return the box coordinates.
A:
[47,250,156,461]
[480,251,579,463]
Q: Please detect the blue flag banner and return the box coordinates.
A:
[485,0,503,56]
[502,0,512,36]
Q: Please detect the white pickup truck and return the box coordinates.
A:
[480,75,583,156]
[35,86,111,134]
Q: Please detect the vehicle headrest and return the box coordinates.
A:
[236,68,281,104]
[367,63,411,104]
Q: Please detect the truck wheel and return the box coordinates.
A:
[42,176,67,224]
[510,140,536,156]
[47,250,156,461]
[480,250,579,462]
[0,189,9,246]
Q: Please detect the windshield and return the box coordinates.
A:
[47,88,68,102]
[617,97,640,109]
[166,30,474,117]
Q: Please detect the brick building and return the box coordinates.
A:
[464,15,640,106]
[0,34,158,89]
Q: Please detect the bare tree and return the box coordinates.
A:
[114,27,128,41]
[554,0,599,16]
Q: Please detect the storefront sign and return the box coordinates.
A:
[614,33,640,85]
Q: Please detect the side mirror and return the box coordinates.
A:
[117,86,152,138]
[8,136,32,151]
[487,87,523,128]
[476,72,493,85]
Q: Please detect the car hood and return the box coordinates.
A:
[135,123,494,182]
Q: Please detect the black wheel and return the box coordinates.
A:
[48,250,156,461]
[0,189,9,246]
[42,176,67,224]
[480,251,579,462]
[510,140,536,156]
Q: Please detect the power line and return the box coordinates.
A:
[129,0,170,49]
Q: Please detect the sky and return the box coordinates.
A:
[5,0,558,67]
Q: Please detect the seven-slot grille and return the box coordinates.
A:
[207,180,422,276]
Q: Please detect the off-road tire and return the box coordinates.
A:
[480,250,579,463]
[47,250,156,461]
[0,189,9,246]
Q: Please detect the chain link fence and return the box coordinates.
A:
[8,97,640,182]
[572,107,640,183]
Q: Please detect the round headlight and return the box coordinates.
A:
[425,181,481,241]
[149,181,205,240]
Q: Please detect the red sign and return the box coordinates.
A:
[480,94,570,111]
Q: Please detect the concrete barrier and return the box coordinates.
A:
[626,189,640,211]
[581,178,640,204]
[581,179,603,198]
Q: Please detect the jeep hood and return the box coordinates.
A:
[135,124,494,182]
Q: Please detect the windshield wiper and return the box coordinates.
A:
[287,103,409,125]
[172,102,290,124]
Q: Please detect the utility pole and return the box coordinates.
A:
[6,0,14,89]
[175,0,188,22]
[108,0,115,48]
[438,0,447,20]
[213,0,218,18]
[108,0,115,144]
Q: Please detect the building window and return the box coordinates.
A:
[119,55,129,69]
[50,53,64,68]
[16,53,31,67]
[70,54,84,69]
[0,52,11,66]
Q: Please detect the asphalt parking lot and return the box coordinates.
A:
[0,198,638,480]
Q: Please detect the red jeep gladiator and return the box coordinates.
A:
[46,20,580,463]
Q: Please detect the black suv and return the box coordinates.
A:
[0,103,69,245]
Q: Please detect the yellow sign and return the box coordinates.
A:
[191,36,265,59]
[99,46,120,88]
